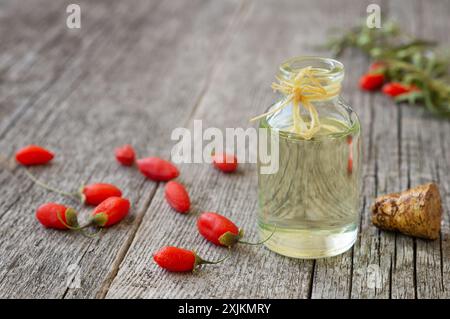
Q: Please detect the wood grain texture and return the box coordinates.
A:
[0,0,449,298]
[0,0,125,136]
[0,0,241,298]
[388,0,449,299]
[416,0,450,298]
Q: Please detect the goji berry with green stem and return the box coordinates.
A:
[36,203,79,230]
[153,246,229,272]
[197,212,275,248]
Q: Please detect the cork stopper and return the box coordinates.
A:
[371,183,442,240]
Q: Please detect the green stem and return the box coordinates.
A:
[196,248,231,268]
[56,210,84,231]
[56,211,102,238]
[80,227,103,238]
[238,225,277,246]
[24,169,81,202]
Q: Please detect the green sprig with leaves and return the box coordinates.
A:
[325,22,450,116]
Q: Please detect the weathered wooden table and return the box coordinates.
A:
[0,0,449,299]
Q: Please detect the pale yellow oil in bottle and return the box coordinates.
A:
[258,116,361,259]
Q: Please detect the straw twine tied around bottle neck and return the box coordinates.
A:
[250,66,342,140]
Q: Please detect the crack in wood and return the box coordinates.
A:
[95,183,159,299]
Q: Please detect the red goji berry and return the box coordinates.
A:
[197,212,242,247]
[153,246,196,272]
[15,145,54,166]
[165,181,190,213]
[81,183,122,206]
[137,157,179,181]
[115,144,135,166]
[211,152,238,173]
[197,212,275,247]
[359,73,384,91]
[382,82,418,97]
[91,196,130,227]
[36,203,78,230]
[153,246,228,272]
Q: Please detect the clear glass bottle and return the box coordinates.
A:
[257,56,362,259]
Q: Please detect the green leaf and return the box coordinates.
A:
[324,20,450,118]
[395,91,424,104]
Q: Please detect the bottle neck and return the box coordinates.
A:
[271,57,345,139]
[279,56,344,79]
[251,57,348,140]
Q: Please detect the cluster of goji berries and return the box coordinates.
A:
[16,145,131,232]
[359,62,419,98]
[134,151,249,272]
[16,143,253,273]
[140,152,256,273]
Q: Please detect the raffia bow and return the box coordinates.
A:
[251,66,341,140]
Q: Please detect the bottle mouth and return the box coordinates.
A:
[262,56,353,140]
[279,56,344,84]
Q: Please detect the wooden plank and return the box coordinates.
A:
[382,0,419,299]
[0,0,126,133]
[345,1,408,296]
[0,0,68,128]
[438,116,450,299]
[419,0,450,298]
[388,0,450,299]
[349,72,388,297]
[371,87,414,299]
[0,0,162,299]
[0,0,241,298]
[404,110,446,299]
[107,0,379,299]
[0,0,62,73]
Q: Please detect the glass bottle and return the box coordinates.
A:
[257,56,362,259]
